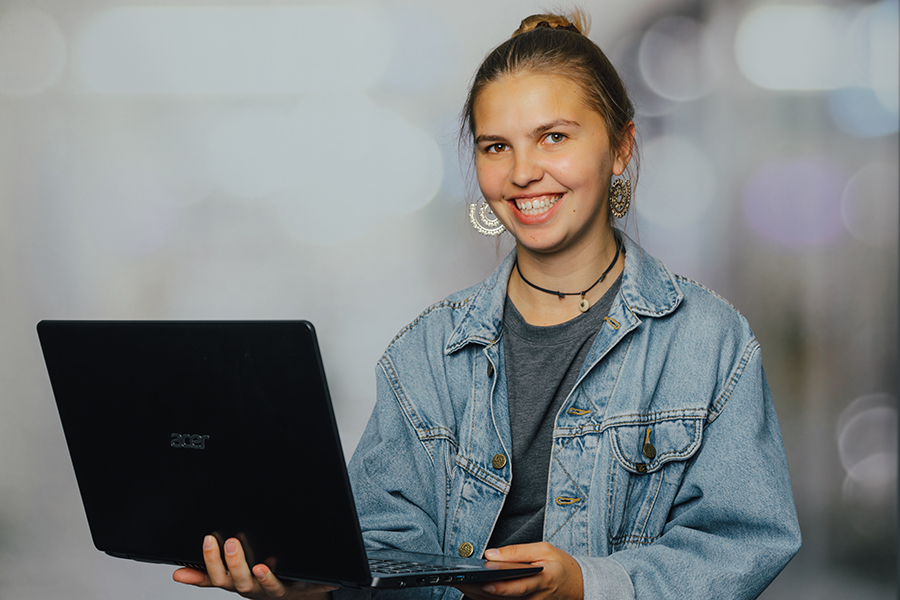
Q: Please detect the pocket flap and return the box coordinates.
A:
[608,417,704,474]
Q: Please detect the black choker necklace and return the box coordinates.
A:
[515,239,623,313]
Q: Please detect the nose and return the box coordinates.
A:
[509,149,542,187]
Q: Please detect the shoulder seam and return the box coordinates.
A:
[707,338,761,424]
[673,274,743,316]
[385,295,473,348]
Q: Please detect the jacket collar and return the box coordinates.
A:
[445,231,683,354]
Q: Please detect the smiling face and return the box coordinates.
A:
[473,72,632,257]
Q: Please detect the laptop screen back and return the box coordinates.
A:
[38,320,370,586]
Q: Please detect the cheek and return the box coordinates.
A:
[475,162,503,198]
[549,156,594,190]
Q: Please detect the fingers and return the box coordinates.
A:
[251,563,289,597]
[483,541,556,564]
[203,535,235,588]
[176,535,339,599]
[222,537,261,595]
[172,566,212,587]
[460,542,583,600]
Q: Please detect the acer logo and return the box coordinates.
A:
[171,433,210,449]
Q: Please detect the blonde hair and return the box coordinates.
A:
[512,11,590,37]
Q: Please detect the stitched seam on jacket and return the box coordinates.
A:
[611,532,661,546]
[596,411,707,432]
[607,419,703,473]
[634,470,664,540]
[386,297,472,348]
[378,355,436,466]
[546,450,588,540]
[456,454,509,493]
[674,274,743,314]
[707,339,760,424]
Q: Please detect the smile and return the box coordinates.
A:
[514,194,562,216]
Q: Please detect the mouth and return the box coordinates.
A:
[513,193,563,216]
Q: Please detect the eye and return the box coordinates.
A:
[484,143,508,154]
[544,132,567,144]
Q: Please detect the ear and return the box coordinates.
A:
[612,121,635,176]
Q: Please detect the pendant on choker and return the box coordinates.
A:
[515,237,623,314]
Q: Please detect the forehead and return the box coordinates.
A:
[473,72,596,132]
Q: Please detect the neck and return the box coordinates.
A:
[508,230,623,326]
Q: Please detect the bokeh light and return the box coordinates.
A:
[75,7,392,94]
[736,6,849,91]
[829,86,900,138]
[742,159,847,247]
[612,34,677,118]
[838,395,898,476]
[841,161,899,247]
[837,393,898,537]
[0,8,66,95]
[638,16,721,102]
[268,94,443,245]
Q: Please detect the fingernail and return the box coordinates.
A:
[484,548,500,558]
[224,539,238,556]
[203,535,214,551]
[253,566,267,581]
[483,584,496,593]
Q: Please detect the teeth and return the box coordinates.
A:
[516,194,561,216]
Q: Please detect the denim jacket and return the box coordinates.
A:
[344,233,801,600]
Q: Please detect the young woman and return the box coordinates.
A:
[174,11,801,600]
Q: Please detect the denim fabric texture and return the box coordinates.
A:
[341,232,801,600]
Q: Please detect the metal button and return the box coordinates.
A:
[487,362,494,377]
[458,542,475,558]
[491,453,507,469]
[636,464,648,473]
[642,427,656,459]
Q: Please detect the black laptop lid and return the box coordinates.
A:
[37,320,371,586]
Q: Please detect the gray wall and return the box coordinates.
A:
[0,0,896,597]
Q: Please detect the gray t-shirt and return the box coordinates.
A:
[487,276,621,548]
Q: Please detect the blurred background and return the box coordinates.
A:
[0,0,896,597]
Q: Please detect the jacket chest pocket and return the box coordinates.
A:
[605,416,703,550]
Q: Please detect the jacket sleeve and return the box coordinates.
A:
[578,345,801,600]
[334,357,456,600]
[350,358,450,552]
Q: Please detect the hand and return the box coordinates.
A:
[173,535,337,600]
[452,542,583,600]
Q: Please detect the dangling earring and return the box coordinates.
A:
[609,177,631,219]
[468,199,505,236]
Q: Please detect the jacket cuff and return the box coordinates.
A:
[574,556,635,600]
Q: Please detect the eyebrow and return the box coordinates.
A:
[474,118,581,145]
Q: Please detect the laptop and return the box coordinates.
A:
[37,320,541,589]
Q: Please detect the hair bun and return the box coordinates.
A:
[513,12,589,37]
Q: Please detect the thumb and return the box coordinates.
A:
[484,542,552,564]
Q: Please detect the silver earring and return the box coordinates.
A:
[468,199,505,236]
[609,177,631,219]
